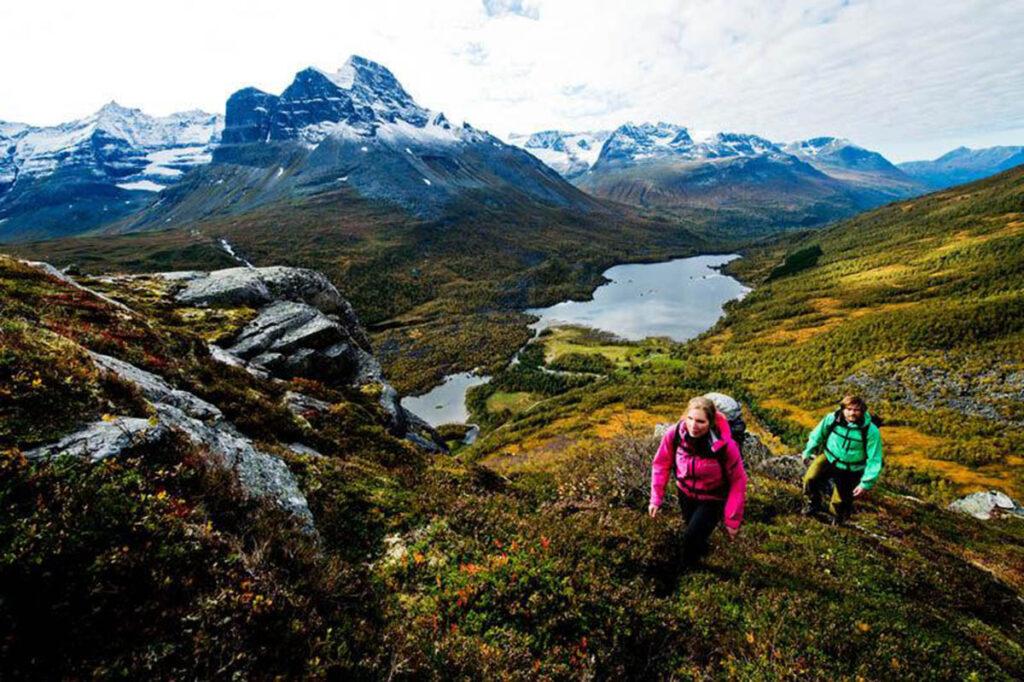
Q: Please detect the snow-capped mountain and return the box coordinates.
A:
[121,55,597,232]
[898,145,1024,189]
[509,123,929,231]
[566,122,869,232]
[782,136,924,200]
[0,103,222,241]
[2,102,222,191]
[594,122,694,165]
[506,130,610,179]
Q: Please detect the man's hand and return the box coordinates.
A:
[648,504,659,518]
[853,485,867,498]
[726,525,740,539]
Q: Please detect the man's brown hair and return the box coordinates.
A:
[840,394,867,411]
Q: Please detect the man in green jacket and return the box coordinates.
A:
[801,395,883,523]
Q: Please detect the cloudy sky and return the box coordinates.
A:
[2,0,1022,161]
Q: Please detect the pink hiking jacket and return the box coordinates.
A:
[650,411,748,530]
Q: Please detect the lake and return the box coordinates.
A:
[525,254,749,341]
[400,254,748,428]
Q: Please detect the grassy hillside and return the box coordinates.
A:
[4,260,1022,678]
[701,165,1024,498]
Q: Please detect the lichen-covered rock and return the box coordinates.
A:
[948,490,1024,520]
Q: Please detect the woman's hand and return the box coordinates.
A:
[726,525,740,539]
[648,504,659,518]
[853,485,867,498]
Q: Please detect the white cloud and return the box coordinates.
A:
[0,0,1021,161]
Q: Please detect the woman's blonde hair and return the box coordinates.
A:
[686,396,717,423]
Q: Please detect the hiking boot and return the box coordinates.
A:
[801,502,822,517]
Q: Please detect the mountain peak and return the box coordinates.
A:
[94,100,145,121]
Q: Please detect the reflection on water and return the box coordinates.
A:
[526,254,749,342]
[400,371,491,428]
[402,255,748,427]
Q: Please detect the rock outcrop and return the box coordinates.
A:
[26,417,169,462]
[167,265,369,348]
[28,351,316,532]
[948,490,1024,520]
[161,265,445,452]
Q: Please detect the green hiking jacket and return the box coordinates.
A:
[802,411,883,490]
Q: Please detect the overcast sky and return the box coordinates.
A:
[2,0,1022,161]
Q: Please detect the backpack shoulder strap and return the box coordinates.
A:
[670,421,682,478]
[820,409,843,453]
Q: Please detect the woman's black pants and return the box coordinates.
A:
[677,494,724,567]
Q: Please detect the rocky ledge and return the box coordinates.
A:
[160,265,444,452]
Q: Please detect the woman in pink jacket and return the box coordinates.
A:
[649,396,748,567]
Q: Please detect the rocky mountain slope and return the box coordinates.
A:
[899,145,1024,190]
[0,103,222,241]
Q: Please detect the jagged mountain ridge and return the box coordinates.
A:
[566,125,866,231]
[509,123,937,227]
[1,56,601,242]
[113,55,602,234]
[509,124,928,232]
[0,103,222,241]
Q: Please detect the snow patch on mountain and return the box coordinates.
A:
[0,102,223,189]
[507,129,611,178]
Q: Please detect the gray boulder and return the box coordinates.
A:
[948,490,1024,520]
[85,352,315,531]
[171,266,369,349]
[224,301,375,386]
[752,455,807,483]
[25,417,168,462]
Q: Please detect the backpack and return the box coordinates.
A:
[820,408,884,463]
[703,392,746,458]
[671,421,729,498]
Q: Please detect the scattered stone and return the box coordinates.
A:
[287,443,323,457]
[752,455,806,484]
[845,359,1024,427]
[948,490,1024,520]
[283,391,333,418]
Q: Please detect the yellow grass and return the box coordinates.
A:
[761,398,825,430]
[482,402,683,474]
[839,264,914,285]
